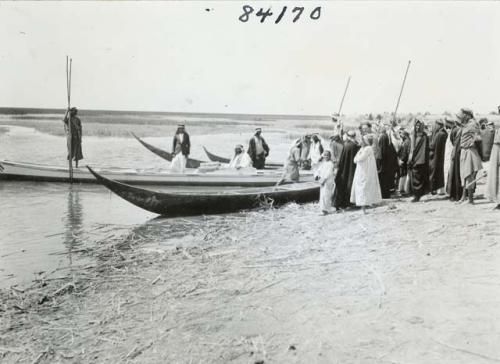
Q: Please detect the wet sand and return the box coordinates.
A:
[1,181,499,363]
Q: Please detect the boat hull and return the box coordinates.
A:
[131,132,203,168]
[0,160,313,186]
[87,166,319,216]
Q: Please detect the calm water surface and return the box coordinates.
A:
[0,122,293,288]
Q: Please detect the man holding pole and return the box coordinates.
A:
[63,107,83,168]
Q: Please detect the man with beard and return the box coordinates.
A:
[248,128,270,169]
[333,130,360,210]
[376,124,399,199]
[429,119,448,195]
[446,116,464,201]
[409,119,430,202]
[228,144,252,169]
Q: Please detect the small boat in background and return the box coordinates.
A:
[0,160,312,186]
[87,166,319,216]
[131,132,204,168]
[203,146,283,168]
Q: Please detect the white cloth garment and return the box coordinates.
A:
[316,160,335,213]
[309,141,323,169]
[350,146,382,206]
[228,152,253,169]
[170,153,187,173]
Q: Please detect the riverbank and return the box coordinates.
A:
[1,182,499,363]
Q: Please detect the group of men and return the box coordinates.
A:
[61,109,500,212]
[320,106,500,213]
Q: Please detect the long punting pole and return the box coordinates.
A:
[66,56,73,183]
[337,75,351,117]
[392,60,411,125]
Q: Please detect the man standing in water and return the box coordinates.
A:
[248,128,269,169]
[63,107,83,168]
[171,124,191,172]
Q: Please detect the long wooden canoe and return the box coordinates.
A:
[203,146,283,168]
[130,132,204,168]
[87,166,319,216]
[0,160,313,186]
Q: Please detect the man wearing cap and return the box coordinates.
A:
[429,119,448,195]
[248,128,270,169]
[228,144,252,169]
[458,108,482,204]
[62,107,83,168]
[171,124,190,172]
[333,129,360,210]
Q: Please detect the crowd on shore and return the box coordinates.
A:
[280,107,500,214]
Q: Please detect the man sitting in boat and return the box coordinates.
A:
[228,144,253,169]
[63,107,83,168]
[171,124,191,173]
[248,128,270,170]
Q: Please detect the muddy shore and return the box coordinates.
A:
[1,182,499,364]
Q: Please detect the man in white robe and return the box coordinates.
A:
[228,144,253,169]
[351,134,382,213]
[315,150,336,215]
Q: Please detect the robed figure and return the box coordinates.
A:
[377,128,399,199]
[171,124,191,173]
[486,129,500,209]
[248,128,270,169]
[63,107,83,167]
[429,120,448,193]
[409,120,430,202]
[315,151,336,215]
[333,131,360,210]
[350,135,382,211]
[459,114,482,203]
[446,124,463,201]
[480,122,495,162]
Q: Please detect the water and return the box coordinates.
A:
[0,116,298,288]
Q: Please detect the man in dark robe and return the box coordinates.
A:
[329,134,344,169]
[429,120,448,194]
[480,120,495,161]
[333,130,360,210]
[446,119,463,201]
[409,120,430,202]
[248,128,270,169]
[376,125,399,199]
[63,107,83,168]
[397,129,411,194]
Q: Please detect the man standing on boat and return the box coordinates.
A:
[171,124,190,172]
[228,144,253,169]
[63,107,83,168]
[248,128,270,169]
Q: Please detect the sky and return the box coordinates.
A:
[0,1,499,115]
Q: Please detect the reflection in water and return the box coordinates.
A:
[64,186,84,260]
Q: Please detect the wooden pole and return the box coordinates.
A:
[337,76,351,117]
[392,60,411,125]
[66,56,73,183]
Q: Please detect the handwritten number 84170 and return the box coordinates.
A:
[239,6,321,23]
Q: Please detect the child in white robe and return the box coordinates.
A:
[351,134,382,213]
[315,150,336,215]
